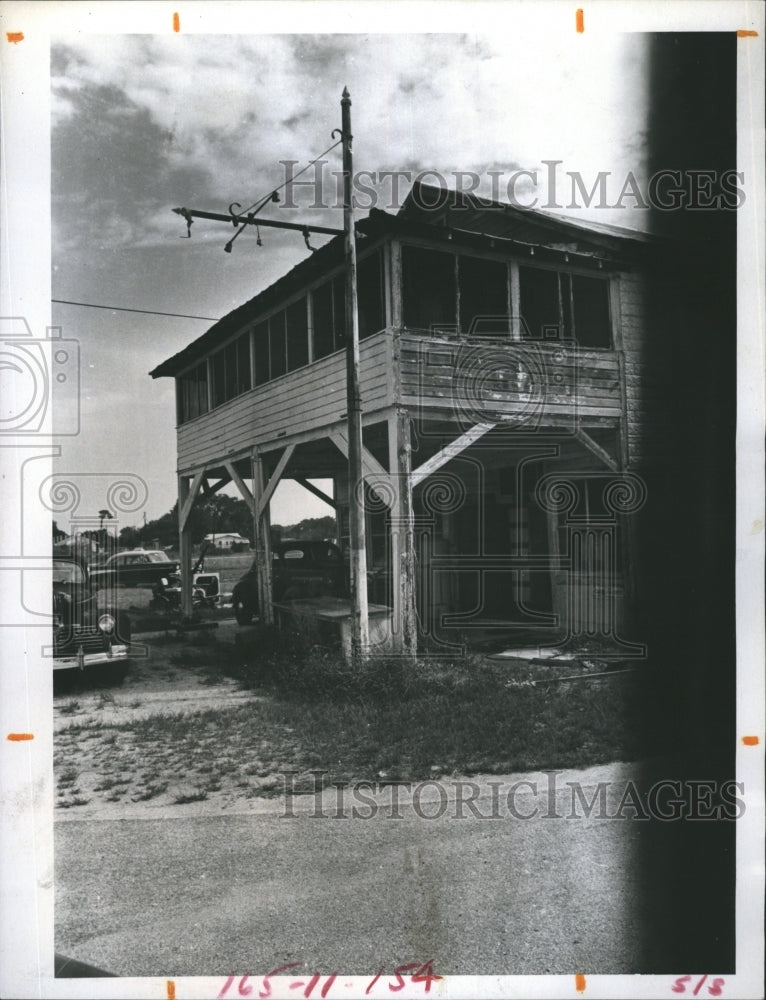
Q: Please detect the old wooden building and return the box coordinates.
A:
[152,184,664,656]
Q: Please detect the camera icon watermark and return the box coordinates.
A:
[0,317,80,435]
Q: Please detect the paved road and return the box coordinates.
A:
[54,763,656,978]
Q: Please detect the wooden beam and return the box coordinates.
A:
[574,428,619,472]
[177,474,193,617]
[179,469,205,531]
[330,428,389,479]
[330,428,395,510]
[252,449,274,625]
[410,422,496,489]
[201,474,232,497]
[255,443,295,519]
[295,477,337,509]
[224,460,254,505]
[389,409,417,655]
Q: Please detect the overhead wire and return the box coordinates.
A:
[52,299,219,321]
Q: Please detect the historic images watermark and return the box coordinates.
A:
[278,161,746,213]
[282,771,746,822]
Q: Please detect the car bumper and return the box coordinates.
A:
[53,644,130,672]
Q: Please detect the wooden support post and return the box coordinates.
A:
[177,474,193,618]
[252,449,274,625]
[389,409,417,655]
[340,87,369,660]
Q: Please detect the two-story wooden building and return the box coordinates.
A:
[152,183,665,656]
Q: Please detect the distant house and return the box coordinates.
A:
[204,532,251,550]
[152,182,684,655]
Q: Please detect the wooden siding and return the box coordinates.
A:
[176,331,393,471]
[617,269,669,468]
[398,332,622,424]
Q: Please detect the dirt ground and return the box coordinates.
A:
[52,622,307,822]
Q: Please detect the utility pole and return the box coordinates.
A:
[170,92,369,653]
[339,87,370,659]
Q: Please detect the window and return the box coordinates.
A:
[519,266,560,340]
[358,250,385,339]
[286,298,309,372]
[236,333,252,394]
[211,349,227,408]
[519,266,611,347]
[458,255,509,337]
[311,275,346,359]
[571,274,612,348]
[177,361,209,423]
[402,245,456,333]
[312,281,335,360]
[210,331,253,407]
[269,313,287,379]
[254,321,269,386]
[223,340,238,401]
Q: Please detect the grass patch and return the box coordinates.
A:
[173,789,208,804]
[132,782,168,801]
[58,767,79,787]
[104,636,655,785]
[58,700,81,716]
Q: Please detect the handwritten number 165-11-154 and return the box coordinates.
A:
[218,961,442,999]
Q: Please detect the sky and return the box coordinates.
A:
[49,27,651,531]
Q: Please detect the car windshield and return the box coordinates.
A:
[53,560,85,586]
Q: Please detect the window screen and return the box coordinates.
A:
[312,281,335,360]
[253,322,269,386]
[211,349,226,407]
[520,266,611,347]
[458,255,510,337]
[286,298,309,372]
[177,361,208,423]
[572,274,611,348]
[269,313,287,379]
[236,332,252,393]
[519,266,560,339]
[402,245,456,333]
[358,250,385,339]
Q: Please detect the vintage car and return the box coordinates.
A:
[53,555,131,682]
[90,548,179,589]
[232,539,347,626]
[149,570,221,610]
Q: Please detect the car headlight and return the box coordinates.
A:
[98,613,116,634]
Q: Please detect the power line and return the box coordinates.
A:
[52,299,219,322]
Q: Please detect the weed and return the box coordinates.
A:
[93,776,129,791]
[173,789,208,804]
[96,691,115,708]
[58,767,78,786]
[58,700,81,716]
[132,783,168,801]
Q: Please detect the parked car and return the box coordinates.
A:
[232,539,347,626]
[91,549,179,589]
[149,570,221,611]
[52,556,131,683]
